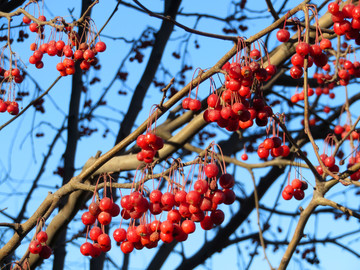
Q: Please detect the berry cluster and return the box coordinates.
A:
[334,124,359,140]
[111,164,236,254]
[23,14,106,74]
[182,41,279,133]
[203,83,275,133]
[282,179,308,200]
[0,67,24,115]
[28,230,52,259]
[276,17,330,79]
[182,97,201,111]
[257,136,290,159]
[0,100,19,115]
[136,132,164,163]
[79,143,236,257]
[80,197,120,257]
[316,153,339,175]
[328,2,360,41]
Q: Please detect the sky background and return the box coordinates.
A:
[1,0,360,269]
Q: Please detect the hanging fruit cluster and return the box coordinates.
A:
[80,143,236,256]
[258,136,290,159]
[23,12,106,75]
[186,40,279,132]
[136,109,164,163]
[28,222,52,259]
[80,175,120,257]
[328,1,360,42]
[282,178,308,200]
[0,1,106,118]
[136,132,164,163]
[276,12,330,80]
[0,56,24,116]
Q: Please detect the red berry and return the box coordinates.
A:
[282,190,293,200]
[324,156,335,167]
[161,192,175,209]
[39,245,52,259]
[296,42,310,57]
[219,173,235,189]
[250,49,261,60]
[276,29,290,42]
[81,211,96,225]
[194,179,209,194]
[88,202,101,216]
[291,53,304,66]
[160,220,174,234]
[186,190,202,205]
[90,226,102,241]
[113,228,127,242]
[204,163,219,178]
[29,240,43,254]
[167,209,182,223]
[343,4,355,18]
[328,2,339,14]
[97,233,111,251]
[121,241,134,254]
[56,40,65,51]
[353,6,360,19]
[223,189,236,205]
[181,219,196,234]
[263,138,274,149]
[290,65,303,79]
[83,49,95,60]
[91,243,102,258]
[189,99,201,111]
[291,179,302,190]
[29,23,38,32]
[23,16,31,24]
[257,147,269,159]
[182,97,191,109]
[95,41,107,52]
[210,209,225,225]
[293,189,305,200]
[36,231,48,243]
[109,203,120,217]
[80,242,93,256]
[200,216,213,230]
[97,211,112,225]
[99,197,113,212]
[150,189,162,204]
[241,153,248,160]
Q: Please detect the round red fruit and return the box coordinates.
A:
[81,211,96,225]
[36,231,48,243]
[95,41,107,52]
[219,173,235,189]
[276,29,290,42]
[293,189,305,200]
[89,226,102,241]
[80,242,93,256]
[204,163,219,178]
[121,241,134,254]
[181,219,196,234]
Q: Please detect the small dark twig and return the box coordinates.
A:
[0,222,21,232]
[159,78,175,109]
[265,0,280,21]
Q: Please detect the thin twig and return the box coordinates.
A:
[265,0,279,21]
[133,0,238,42]
[248,169,274,270]
[159,78,175,109]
